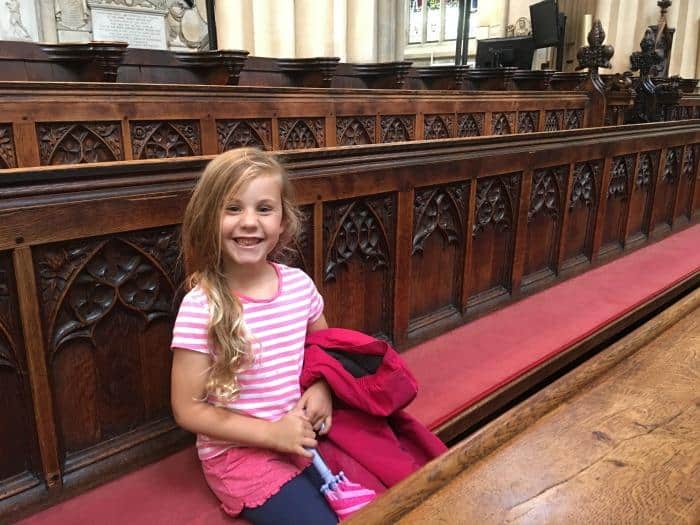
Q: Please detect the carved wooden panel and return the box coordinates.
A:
[652,147,682,232]
[564,109,584,130]
[0,252,39,488]
[217,119,272,152]
[33,227,181,461]
[37,122,123,165]
[336,116,375,146]
[626,151,658,243]
[130,120,201,159]
[601,156,632,250]
[561,161,601,266]
[491,112,515,135]
[543,110,564,132]
[410,183,468,327]
[457,113,484,137]
[469,174,520,306]
[424,114,453,140]
[322,195,394,338]
[517,111,539,134]
[676,144,698,222]
[0,124,17,168]
[523,166,567,287]
[279,118,325,150]
[272,205,313,275]
[380,116,415,143]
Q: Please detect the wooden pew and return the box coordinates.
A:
[0,121,698,520]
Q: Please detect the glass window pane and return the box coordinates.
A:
[426,0,441,42]
[444,0,458,40]
[409,0,423,43]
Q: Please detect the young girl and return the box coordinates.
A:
[171,148,338,525]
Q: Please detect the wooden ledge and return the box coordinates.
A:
[276,57,340,88]
[412,65,469,90]
[511,69,555,90]
[465,67,516,90]
[550,71,588,91]
[174,50,249,85]
[38,41,128,82]
[353,61,413,89]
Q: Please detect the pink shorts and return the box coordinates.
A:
[201,447,311,517]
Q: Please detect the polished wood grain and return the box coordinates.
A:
[348,286,700,524]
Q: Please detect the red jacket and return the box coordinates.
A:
[300,328,447,493]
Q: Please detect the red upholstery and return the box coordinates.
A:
[18,224,700,525]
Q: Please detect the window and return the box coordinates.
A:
[408,0,462,45]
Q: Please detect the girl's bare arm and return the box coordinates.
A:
[171,348,317,457]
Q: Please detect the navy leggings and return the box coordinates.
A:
[241,466,338,525]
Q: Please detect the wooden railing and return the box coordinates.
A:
[0,121,698,519]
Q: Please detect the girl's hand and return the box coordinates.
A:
[268,408,317,457]
[296,379,333,435]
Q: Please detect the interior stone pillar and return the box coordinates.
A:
[295,0,334,57]
[376,0,401,62]
[480,0,508,38]
[333,0,347,61]
[347,0,376,62]
[667,0,697,77]
[37,0,58,42]
[253,0,295,58]
[215,0,253,52]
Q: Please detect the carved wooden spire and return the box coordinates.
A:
[576,20,614,74]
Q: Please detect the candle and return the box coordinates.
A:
[581,14,593,45]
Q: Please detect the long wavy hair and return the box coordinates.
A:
[181,148,301,403]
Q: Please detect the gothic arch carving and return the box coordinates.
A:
[636,151,658,189]
[336,117,375,146]
[544,111,563,132]
[570,162,599,209]
[609,156,633,199]
[663,147,682,184]
[412,184,467,254]
[529,166,565,222]
[37,122,123,165]
[0,124,17,168]
[457,113,484,137]
[131,120,201,159]
[564,109,584,130]
[380,116,415,143]
[492,112,515,135]
[324,196,393,281]
[217,119,271,151]
[517,112,538,134]
[424,115,452,140]
[473,175,520,237]
[279,118,325,150]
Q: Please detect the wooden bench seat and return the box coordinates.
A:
[16,223,700,525]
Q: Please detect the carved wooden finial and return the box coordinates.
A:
[630,28,663,78]
[576,20,614,73]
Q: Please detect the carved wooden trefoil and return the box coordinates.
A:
[131,121,201,159]
[457,113,484,137]
[217,119,272,152]
[570,162,599,208]
[492,112,514,135]
[529,167,565,222]
[380,116,415,143]
[424,115,453,140]
[37,122,123,165]
[412,184,467,254]
[336,116,375,146]
[279,118,325,150]
[324,196,393,281]
[517,111,538,134]
[473,175,520,238]
[0,124,17,168]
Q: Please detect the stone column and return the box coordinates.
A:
[667,0,698,77]
[253,0,295,58]
[38,0,58,42]
[295,0,334,57]
[333,0,347,62]
[215,0,253,52]
[347,0,376,62]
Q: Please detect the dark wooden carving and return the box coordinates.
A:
[0,253,38,491]
[562,161,600,266]
[37,122,123,165]
[336,116,375,146]
[512,70,555,90]
[564,109,584,130]
[469,174,520,305]
[517,111,539,134]
[677,144,698,221]
[39,42,128,82]
[424,115,453,140]
[276,57,340,88]
[413,65,468,90]
[600,157,632,253]
[492,112,515,135]
[569,162,599,210]
[550,72,587,91]
[131,121,201,159]
[413,185,467,254]
[322,195,394,338]
[216,119,272,152]
[576,20,614,77]
[354,61,412,89]
[466,67,515,91]
[662,147,682,184]
[609,156,633,200]
[544,111,563,132]
[529,167,566,222]
[279,118,325,150]
[273,206,313,274]
[0,124,17,169]
[651,147,682,233]
[381,116,415,143]
[410,183,468,328]
[174,50,249,86]
[457,113,484,137]
[626,151,659,244]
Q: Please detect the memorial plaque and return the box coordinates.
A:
[91,6,167,50]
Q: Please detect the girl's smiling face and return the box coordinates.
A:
[220,173,285,272]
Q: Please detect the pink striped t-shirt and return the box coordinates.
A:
[171,262,324,460]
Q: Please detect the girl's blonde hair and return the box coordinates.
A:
[181,148,301,403]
